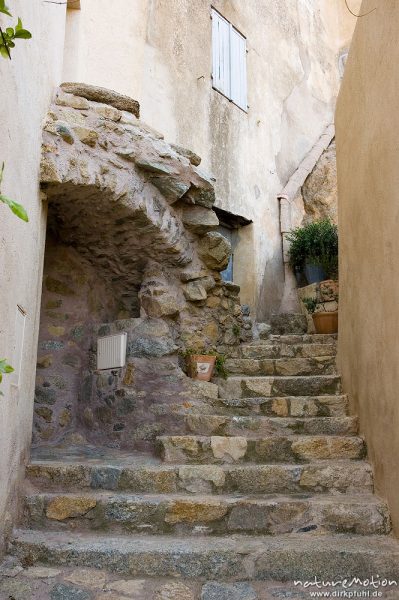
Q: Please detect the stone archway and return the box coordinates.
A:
[33,84,250,450]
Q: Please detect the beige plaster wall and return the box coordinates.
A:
[336,0,399,535]
[0,2,66,553]
[63,0,354,319]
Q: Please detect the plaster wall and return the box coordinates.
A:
[336,0,399,534]
[63,0,355,318]
[0,2,66,552]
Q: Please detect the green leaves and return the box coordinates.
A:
[287,219,338,277]
[0,1,12,17]
[0,359,14,395]
[0,193,29,221]
[0,163,29,221]
[0,8,31,59]
[14,17,31,39]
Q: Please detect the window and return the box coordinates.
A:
[211,9,247,111]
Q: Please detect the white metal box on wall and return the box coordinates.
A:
[97,333,127,370]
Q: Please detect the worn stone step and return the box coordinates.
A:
[225,356,337,376]
[24,491,391,536]
[240,342,337,359]
[157,434,366,464]
[10,529,399,580]
[267,334,338,345]
[179,413,358,437]
[218,375,342,398]
[27,459,374,495]
[162,395,349,418]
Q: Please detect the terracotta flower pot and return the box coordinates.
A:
[312,311,338,334]
[187,355,216,381]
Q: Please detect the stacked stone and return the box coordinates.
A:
[35,83,251,446]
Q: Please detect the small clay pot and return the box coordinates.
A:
[187,355,216,381]
[312,311,338,334]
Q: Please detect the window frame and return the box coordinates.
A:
[211,7,248,113]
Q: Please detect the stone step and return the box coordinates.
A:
[225,356,337,376]
[157,435,366,464]
[24,491,391,536]
[264,334,337,345]
[165,395,349,418]
[10,529,399,580]
[179,414,358,437]
[218,375,342,398]
[27,459,374,495]
[240,342,337,359]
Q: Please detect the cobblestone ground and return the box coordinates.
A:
[0,558,398,600]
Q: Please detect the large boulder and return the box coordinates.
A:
[302,141,337,224]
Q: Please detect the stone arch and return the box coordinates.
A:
[34,84,249,449]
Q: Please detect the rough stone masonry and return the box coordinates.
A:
[35,83,252,448]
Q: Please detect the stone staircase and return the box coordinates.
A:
[9,333,399,590]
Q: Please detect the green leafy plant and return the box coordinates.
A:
[302,297,317,314]
[179,347,228,379]
[0,162,29,221]
[232,324,241,337]
[287,219,338,278]
[214,354,228,379]
[0,1,32,59]
[0,359,14,395]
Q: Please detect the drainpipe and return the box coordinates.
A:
[278,193,300,313]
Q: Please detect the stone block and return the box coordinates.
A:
[210,436,247,462]
[151,176,190,202]
[199,232,231,271]
[46,496,97,520]
[55,90,90,110]
[50,583,91,600]
[73,126,99,147]
[270,313,307,335]
[37,354,53,368]
[171,143,201,166]
[201,582,257,600]
[61,82,140,116]
[183,281,207,302]
[178,465,225,493]
[165,499,227,524]
[182,205,219,234]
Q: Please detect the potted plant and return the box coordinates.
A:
[302,297,338,335]
[181,348,227,381]
[287,219,338,285]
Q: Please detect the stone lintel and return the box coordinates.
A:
[61,82,140,117]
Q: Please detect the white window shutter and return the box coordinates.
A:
[230,27,247,110]
[212,10,230,98]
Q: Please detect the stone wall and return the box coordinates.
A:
[34,84,251,448]
[34,237,119,447]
